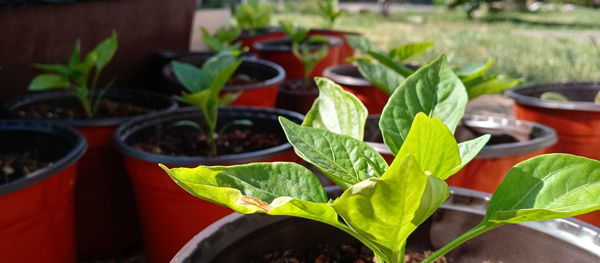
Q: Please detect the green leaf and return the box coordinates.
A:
[346,35,378,54]
[368,51,415,78]
[172,61,209,93]
[88,31,118,71]
[33,63,70,75]
[280,117,388,190]
[218,91,243,106]
[28,74,70,91]
[356,59,404,95]
[303,77,368,140]
[379,54,468,154]
[280,20,309,43]
[68,40,82,68]
[450,134,491,175]
[484,154,600,224]
[595,91,600,103]
[465,75,521,100]
[331,154,431,263]
[540,91,569,102]
[388,42,434,62]
[457,58,494,82]
[397,113,461,180]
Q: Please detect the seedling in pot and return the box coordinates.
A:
[162,55,600,263]
[317,0,347,29]
[280,20,330,84]
[170,52,244,157]
[201,27,242,52]
[28,32,118,118]
[233,0,273,35]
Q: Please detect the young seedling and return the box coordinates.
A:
[280,20,330,83]
[201,27,242,52]
[317,0,347,29]
[28,32,118,118]
[170,52,243,156]
[162,55,600,263]
[233,0,273,35]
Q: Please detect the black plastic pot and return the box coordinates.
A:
[162,54,285,107]
[3,88,177,259]
[171,187,600,263]
[236,26,285,54]
[0,119,86,263]
[276,78,318,114]
[112,106,304,263]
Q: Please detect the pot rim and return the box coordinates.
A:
[112,106,304,166]
[3,88,178,127]
[323,64,371,87]
[163,56,286,92]
[507,82,600,112]
[171,186,600,262]
[0,119,87,196]
[253,36,344,52]
[237,26,284,40]
[366,114,557,159]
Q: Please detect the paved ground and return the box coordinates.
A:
[340,2,436,13]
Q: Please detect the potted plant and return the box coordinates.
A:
[112,52,304,263]
[232,0,285,54]
[507,81,600,226]
[161,34,285,108]
[253,20,343,80]
[162,55,600,262]
[2,33,178,258]
[0,119,86,263]
[308,0,359,64]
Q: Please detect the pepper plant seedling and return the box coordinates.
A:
[201,27,242,52]
[171,52,243,157]
[233,0,272,35]
[162,55,600,263]
[28,32,118,118]
[280,20,330,82]
[317,0,346,29]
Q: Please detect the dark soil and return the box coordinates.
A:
[227,74,260,86]
[0,153,52,184]
[256,244,499,263]
[129,124,284,157]
[459,124,519,145]
[17,99,152,120]
[281,79,318,93]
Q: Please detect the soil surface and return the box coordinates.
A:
[254,244,498,263]
[281,79,318,93]
[129,124,284,157]
[227,74,260,86]
[17,99,152,120]
[0,153,51,184]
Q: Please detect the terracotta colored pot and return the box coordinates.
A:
[507,82,600,226]
[308,29,360,65]
[253,36,343,79]
[113,106,304,263]
[237,27,285,54]
[365,114,557,193]
[3,89,177,258]
[0,120,86,263]
[276,78,318,114]
[162,53,285,107]
[324,64,389,114]
[171,187,600,263]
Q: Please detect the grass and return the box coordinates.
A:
[274,7,600,85]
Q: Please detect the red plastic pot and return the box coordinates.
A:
[507,82,600,226]
[113,107,304,263]
[365,114,557,192]
[3,89,177,259]
[162,54,285,107]
[308,29,359,65]
[253,36,343,79]
[236,27,285,54]
[324,64,389,114]
[0,120,86,263]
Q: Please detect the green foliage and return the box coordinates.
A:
[163,52,600,263]
[171,52,243,156]
[201,27,242,52]
[29,32,118,118]
[317,0,346,28]
[233,0,273,32]
[457,59,521,99]
[280,20,330,79]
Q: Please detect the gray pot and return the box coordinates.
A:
[171,187,600,263]
[507,82,600,112]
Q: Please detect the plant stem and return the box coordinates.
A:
[421,222,501,263]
